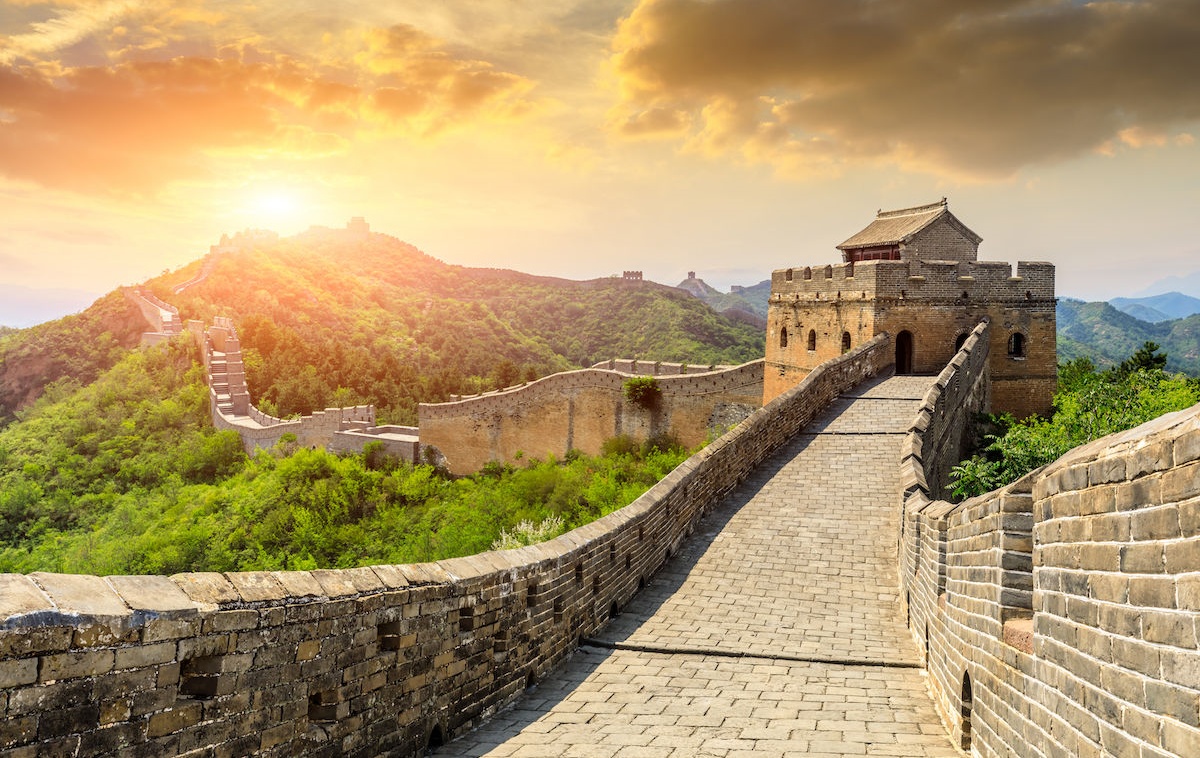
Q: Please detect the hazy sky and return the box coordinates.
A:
[2,0,1199,305]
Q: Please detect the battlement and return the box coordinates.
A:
[769,259,1055,303]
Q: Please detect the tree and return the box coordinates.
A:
[1114,341,1167,378]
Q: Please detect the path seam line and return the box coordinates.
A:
[580,638,924,669]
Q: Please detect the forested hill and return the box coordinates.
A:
[1,230,764,425]
[1057,299,1200,375]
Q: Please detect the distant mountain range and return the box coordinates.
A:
[676,275,770,327]
[1107,292,1200,323]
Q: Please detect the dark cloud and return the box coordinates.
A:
[612,0,1200,177]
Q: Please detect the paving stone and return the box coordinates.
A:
[436,375,956,756]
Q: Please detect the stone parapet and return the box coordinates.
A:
[901,343,1200,755]
[0,336,891,758]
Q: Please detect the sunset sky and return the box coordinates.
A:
[2,0,1200,321]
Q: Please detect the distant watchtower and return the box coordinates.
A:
[765,199,1056,418]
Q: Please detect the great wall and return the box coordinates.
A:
[2,207,1197,756]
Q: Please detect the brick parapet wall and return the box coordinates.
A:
[419,361,767,474]
[588,360,734,376]
[423,361,764,421]
[771,259,1054,304]
[0,336,891,758]
[902,351,1200,754]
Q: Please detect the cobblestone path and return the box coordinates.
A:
[437,374,959,757]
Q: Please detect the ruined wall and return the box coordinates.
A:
[0,337,891,758]
[420,361,765,475]
[901,345,1200,756]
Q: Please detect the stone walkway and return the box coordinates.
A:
[436,374,959,757]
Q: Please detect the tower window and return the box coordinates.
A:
[841,332,851,353]
[785,268,793,281]
[1008,332,1026,358]
[780,327,789,348]
[803,267,812,280]
[824,265,833,279]
[807,330,817,351]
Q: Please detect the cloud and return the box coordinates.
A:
[0,7,537,194]
[610,0,1200,178]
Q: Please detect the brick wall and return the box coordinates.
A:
[902,341,1200,756]
[0,336,891,758]
[420,361,766,475]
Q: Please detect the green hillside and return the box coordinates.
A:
[1057,299,1200,375]
[1,230,763,426]
[0,229,762,574]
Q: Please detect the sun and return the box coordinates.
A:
[239,187,311,230]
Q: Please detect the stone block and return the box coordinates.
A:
[1163,461,1200,503]
[1129,576,1177,609]
[225,571,287,602]
[1165,537,1200,573]
[1174,427,1200,466]
[1119,543,1164,574]
[310,569,360,598]
[269,570,323,600]
[1161,648,1200,689]
[1144,611,1196,648]
[147,702,203,738]
[171,572,239,607]
[30,572,130,619]
[114,640,177,670]
[0,658,37,689]
[0,574,53,624]
[39,649,115,681]
[1088,457,1126,486]
[106,575,197,616]
[1131,507,1181,541]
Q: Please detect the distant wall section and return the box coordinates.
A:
[420,361,765,475]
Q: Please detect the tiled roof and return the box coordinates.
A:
[837,199,980,250]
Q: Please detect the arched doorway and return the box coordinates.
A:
[896,331,914,374]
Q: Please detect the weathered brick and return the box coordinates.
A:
[0,658,37,689]
[1120,543,1165,573]
[39,650,114,682]
[114,641,176,670]
[1129,576,1177,609]
[147,702,203,738]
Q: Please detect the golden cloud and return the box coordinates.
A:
[0,9,537,193]
[611,0,1200,178]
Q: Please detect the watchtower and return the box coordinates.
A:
[765,199,1056,418]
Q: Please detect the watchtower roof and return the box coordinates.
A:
[836,198,982,250]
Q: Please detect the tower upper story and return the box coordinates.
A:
[837,198,981,264]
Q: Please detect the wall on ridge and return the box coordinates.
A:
[901,338,1200,756]
[420,360,765,475]
[0,336,892,758]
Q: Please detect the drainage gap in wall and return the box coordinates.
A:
[459,606,475,634]
[608,545,616,565]
[308,690,343,722]
[638,576,646,592]
[494,628,510,661]
[553,597,564,623]
[179,655,229,699]
[591,576,601,597]
[428,724,445,750]
[960,672,973,751]
[574,562,584,586]
[609,601,620,619]
[527,582,538,608]
[624,555,632,570]
[378,621,403,651]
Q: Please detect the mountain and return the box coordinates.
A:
[1134,267,1200,298]
[2,230,764,426]
[1056,299,1200,374]
[1108,292,1200,323]
[676,275,772,328]
[0,292,149,423]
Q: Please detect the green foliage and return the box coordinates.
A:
[623,376,662,409]
[948,344,1200,500]
[1057,299,1200,375]
[0,340,693,573]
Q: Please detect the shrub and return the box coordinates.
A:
[623,376,661,409]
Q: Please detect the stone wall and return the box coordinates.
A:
[0,336,892,758]
[420,361,766,475]
[901,339,1200,756]
[765,258,1055,417]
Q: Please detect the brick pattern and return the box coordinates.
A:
[765,256,1055,418]
[902,329,1200,757]
[419,361,766,475]
[435,373,956,756]
[0,337,893,758]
